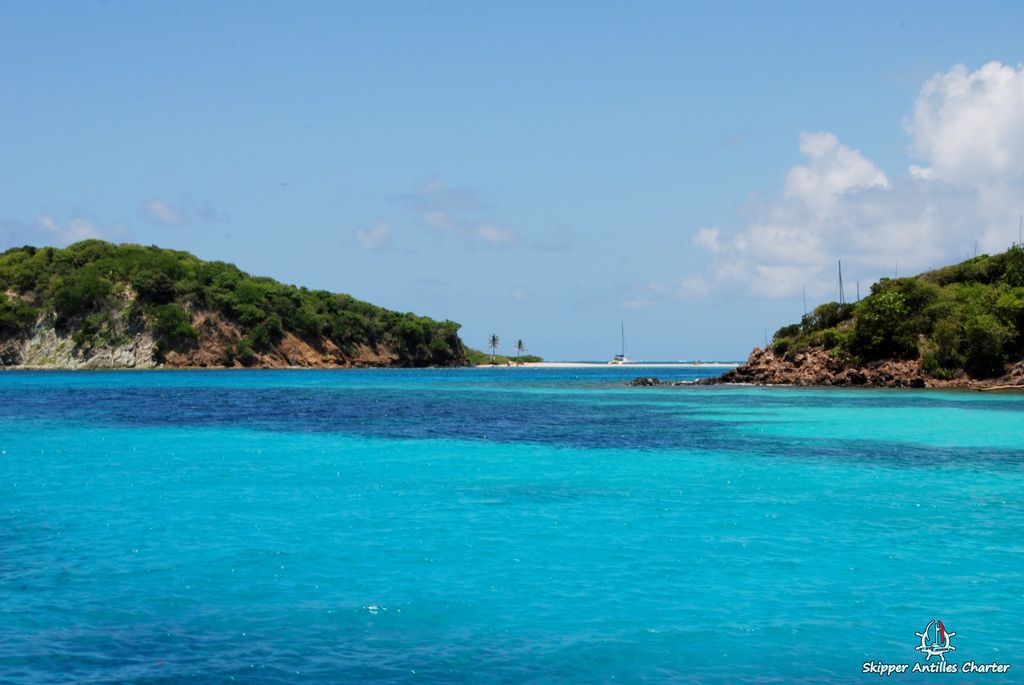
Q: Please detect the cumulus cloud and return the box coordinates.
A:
[353,220,394,250]
[907,62,1024,184]
[681,61,1024,300]
[783,132,889,211]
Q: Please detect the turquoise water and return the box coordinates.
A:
[1,367,1022,683]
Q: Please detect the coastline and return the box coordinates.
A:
[475,361,740,369]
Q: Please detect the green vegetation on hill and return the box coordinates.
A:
[0,240,466,366]
[771,245,1024,379]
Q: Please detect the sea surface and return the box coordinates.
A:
[1,367,1022,684]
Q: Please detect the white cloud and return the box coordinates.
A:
[622,275,711,307]
[783,132,889,212]
[139,197,230,226]
[354,220,393,250]
[907,61,1024,184]
[692,227,721,252]
[683,61,1024,299]
[393,180,525,249]
[474,222,520,247]
[140,199,186,225]
[37,214,104,241]
[511,287,529,301]
[1,213,122,248]
[387,180,571,252]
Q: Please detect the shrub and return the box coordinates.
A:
[54,270,113,319]
[802,302,855,333]
[773,323,801,340]
[152,304,198,345]
[0,295,37,337]
[851,289,914,359]
[235,339,256,366]
[962,314,1009,378]
[920,346,955,379]
[819,328,840,350]
[72,311,111,348]
[246,324,274,352]
[1003,244,1024,287]
[132,269,176,304]
[931,318,965,371]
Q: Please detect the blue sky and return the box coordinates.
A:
[4,2,1024,359]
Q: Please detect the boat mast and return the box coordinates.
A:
[620,320,626,358]
[838,260,845,305]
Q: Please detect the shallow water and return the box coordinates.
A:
[1,367,1022,683]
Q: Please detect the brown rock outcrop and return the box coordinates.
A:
[683,347,1024,390]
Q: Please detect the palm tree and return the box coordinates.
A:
[515,339,526,365]
[488,334,500,363]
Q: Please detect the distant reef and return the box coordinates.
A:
[0,240,467,369]
[638,246,1024,390]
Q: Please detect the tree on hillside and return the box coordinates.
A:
[515,339,526,365]
[488,334,500,363]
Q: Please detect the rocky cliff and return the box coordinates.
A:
[702,347,1024,389]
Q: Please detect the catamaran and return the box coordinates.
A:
[609,321,630,364]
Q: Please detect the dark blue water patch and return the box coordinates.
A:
[709,385,1024,414]
[1,385,736,449]
[0,613,875,685]
[2,383,1023,470]
[747,434,1024,470]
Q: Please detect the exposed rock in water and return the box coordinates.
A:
[629,377,665,387]
[699,347,931,387]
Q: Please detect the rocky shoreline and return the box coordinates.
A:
[632,347,1024,391]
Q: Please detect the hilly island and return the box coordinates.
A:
[694,245,1024,390]
[0,240,467,369]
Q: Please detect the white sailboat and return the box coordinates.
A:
[609,321,630,364]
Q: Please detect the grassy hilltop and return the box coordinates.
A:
[767,245,1024,382]
[0,240,467,368]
